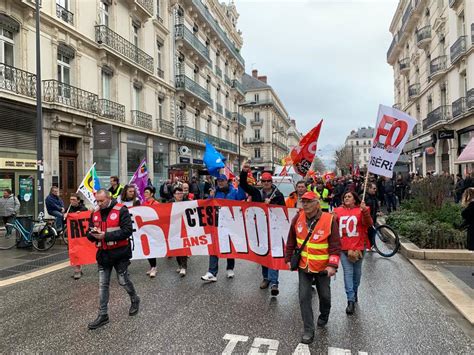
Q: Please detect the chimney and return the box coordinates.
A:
[257,76,267,84]
[252,69,258,78]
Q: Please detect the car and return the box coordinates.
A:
[271,176,295,198]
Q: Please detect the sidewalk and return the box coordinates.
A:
[0,229,69,280]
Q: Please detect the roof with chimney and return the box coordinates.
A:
[242,70,271,91]
[347,127,375,139]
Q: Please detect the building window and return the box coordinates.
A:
[254,94,259,102]
[132,22,139,47]
[158,97,164,120]
[157,41,162,70]
[133,86,141,110]
[57,53,71,97]
[99,1,109,26]
[254,129,260,139]
[254,148,261,158]
[356,141,359,146]
[0,27,14,66]
[156,0,162,20]
[101,70,111,99]
[254,111,260,121]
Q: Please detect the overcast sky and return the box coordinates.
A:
[236,0,399,148]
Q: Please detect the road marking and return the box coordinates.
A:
[328,348,351,355]
[0,261,70,288]
[292,343,311,355]
[222,334,249,354]
[249,337,279,355]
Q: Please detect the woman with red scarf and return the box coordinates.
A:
[333,191,373,315]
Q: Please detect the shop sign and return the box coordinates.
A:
[438,130,454,140]
[418,135,432,145]
[412,152,421,158]
[193,159,203,165]
[0,158,37,170]
[179,157,191,164]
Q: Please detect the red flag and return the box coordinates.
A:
[355,165,360,177]
[280,165,288,176]
[223,165,235,180]
[290,120,323,176]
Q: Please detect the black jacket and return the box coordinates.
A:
[87,200,133,266]
[461,201,474,251]
[364,193,379,223]
[69,202,88,213]
[239,170,285,206]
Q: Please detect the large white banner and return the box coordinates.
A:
[368,104,416,178]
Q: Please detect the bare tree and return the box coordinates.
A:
[313,156,326,173]
[334,145,359,175]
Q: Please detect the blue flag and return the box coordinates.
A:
[203,140,226,177]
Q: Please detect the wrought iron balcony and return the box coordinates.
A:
[43,80,98,114]
[0,63,36,98]
[157,68,164,79]
[56,3,73,25]
[424,105,451,130]
[449,0,461,8]
[399,2,413,36]
[387,35,398,61]
[244,137,264,144]
[429,56,447,77]
[252,157,263,163]
[131,110,152,130]
[450,36,467,64]
[192,0,245,67]
[224,74,232,86]
[467,88,474,110]
[137,0,153,14]
[178,126,236,152]
[232,112,246,126]
[174,24,211,64]
[250,119,263,126]
[231,79,244,96]
[416,25,431,48]
[399,58,410,73]
[452,97,466,118]
[408,83,420,99]
[175,74,212,106]
[98,99,125,122]
[219,139,237,153]
[216,102,223,114]
[215,66,222,78]
[225,108,232,119]
[275,140,288,152]
[158,119,174,135]
[95,25,154,73]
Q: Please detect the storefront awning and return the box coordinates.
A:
[455,137,474,164]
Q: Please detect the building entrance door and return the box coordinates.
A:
[59,136,78,204]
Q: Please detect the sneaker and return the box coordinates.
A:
[226,269,235,279]
[317,315,328,327]
[149,267,157,278]
[73,271,83,280]
[179,268,186,277]
[270,284,279,296]
[260,279,270,289]
[301,332,314,344]
[346,301,355,315]
[146,269,152,275]
[176,268,181,273]
[88,314,109,330]
[129,296,140,316]
[201,272,217,282]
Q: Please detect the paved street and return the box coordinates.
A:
[0,252,472,354]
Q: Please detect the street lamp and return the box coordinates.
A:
[237,101,256,168]
[271,129,285,172]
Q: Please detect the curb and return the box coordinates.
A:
[0,260,70,288]
[399,241,474,262]
[409,259,474,326]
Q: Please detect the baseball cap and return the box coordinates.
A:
[301,191,318,200]
[216,174,228,181]
[261,172,273,181]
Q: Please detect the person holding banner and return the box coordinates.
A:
[117,185,141,208]
[86,189,140,330]
[285,191,341,345]
[171,186,190,276]
[143,186,159,278]
[201,174,246,282]
[240,164,285,296]
[333,191,373,315]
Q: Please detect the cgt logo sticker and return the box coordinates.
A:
[373,115,408,153]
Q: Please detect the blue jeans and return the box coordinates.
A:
[340,252,363,302]
[384,193,397,213]
[49,210,63,231]
[208,255,234,276]
[261,266,279,286]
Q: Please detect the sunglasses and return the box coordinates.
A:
[261,180,272,183]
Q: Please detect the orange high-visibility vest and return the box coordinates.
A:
[92,203,128,250]
[296,212,333,272]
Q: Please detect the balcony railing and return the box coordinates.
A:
[450,36,467,64]
[416,25,431,46]
[399,57,410,72]
[387,35,398,61]
[215,66,222,78]
[429,56,447,77]
[95,25,154,73]
[250,119,263,126]
[136,0,153,15]
[423,105,451,130]
[224,74,232,86]
[252,157,263,163]
[174,24,210,63]
[98,99,125,122]
[452,97,466,118]
[467,89,474,110]
[56,3,74,25]
[449,0,461,8]
[408,83,420,98]
[43,80,98,114]
[179,126,237,152]
[131,110,152,130]
[216,102,223,114]
[244,137,264,143]
[233,112,246,126]
[231,79,244,95]
[158,119,174,135]
[157,68,164,79]
[192,0,245,67]
[275,140,288,152]
[225,108,232,119]
[0,63,36,98]
[175,74,212,106]
[400,2,413,33]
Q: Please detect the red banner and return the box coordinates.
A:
[290,120,323,176]
[67,200,299,270]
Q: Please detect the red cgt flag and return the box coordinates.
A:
[290,120,323,176]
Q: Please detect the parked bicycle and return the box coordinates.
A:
[371,222,400,257]
[0,213,58,251]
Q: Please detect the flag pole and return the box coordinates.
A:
[268,162,291,201]
[361,171,370,201]
[69,162,96,214]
